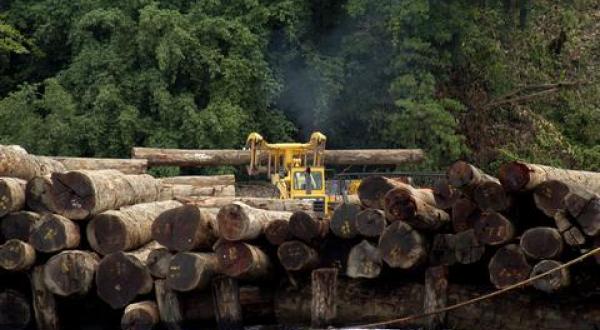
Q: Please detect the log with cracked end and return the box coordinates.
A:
[378,221,427,269]
[0,211,41,242]
[346,240,382,279]
[0,145,66,180]
[530,260,570,293]
[488,244,532,289]
[216,202,292,241]
[152,205,220,252]
[277,240,320,272]
[0,239,36,271]
[166,252,220,292]
[329,203,361,239]
[0,177,26,217]
[499,161,600,192]
[121,301,159,330]
[29,213,80,253]
[519,227,563,260]
[215,241,272,280]
[43,250,99,296]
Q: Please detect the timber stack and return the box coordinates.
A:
[0,146,599,330]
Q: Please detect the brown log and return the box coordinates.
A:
[43,250,99,296]
[121,301,159,330]
[553,210,587,247]
[25,175,57,213]
[152,205,219,251]
[147,247,173,279]
[346,240,382,279]
[424,266,448,330]
[378,221,427,269]
[488,244,532,289]
[96,242,163,308]
[0,289,31,329]
[311,268,338,328]
[530,260,570,293]
[433,179,460,210]
[519,227,563,260]
[159,184,235,200]
[264,219,291,245]
[384,188,449,230]
[87,200,182,255]
[570,197,600,237]
[329,203,361,239]
[132,147,424,167]
[473,181,512,211]
[454,229,485,265]
[430,234,456,266]
[355,209,386,238]
[159,175,234,186]
[215,241,271,279]
[181,196,315,213]
[30,266,59,330]
[29,214,80,253]
[447,161,497,190]
[0,177,26,217]
[288,211,328,243]
[217,202,292,241]
[50,170,161,219]
[166,252,219,292]
[0,239,36,271]
[357,175,411,209]
[0,211,41,242]
[473,211,515,246]
[533,180,573,217]
[52,157,148,174]
[0,145,66,180]
[451,197,479,232]
[277,240,320,272]
[499,161,600,192]
[154,280,183,330]
[212,276,243,330]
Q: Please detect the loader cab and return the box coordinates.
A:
[289,166,328,214]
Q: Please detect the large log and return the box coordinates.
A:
[29,214,80,253]
[0,145,66,180]
[446,161,497,191]
[473,181,512,211]
[384,187,449,230]
[264,219,291,245]
[355,209,386,238]
[329,203,361,239]
[277,240,320,272]
[159,184,235,200]
[147,247,173,279]
[288,211,328,243]
[159,175,234,186]
[152,205,219,251]
[0,239,36,271]
[50,170,161,220]
[424,266,448,330]
[473,211,515,246]
[43,250,99,296]
[25,175,57,213]
[132,147,425,167]
[378,221,427,269]
[488,244,532,289]
[533,180,576,217]
[0,177,26,217]
[87,200,182,255]
[212,276,243,330]
[569,197,600,237]
[217,202,292,241]
[346,240,382,279]
[357,175,411,209]
[51,157,148,174]
[181,196,314,213]
[166,252,219,292]
[30,266,59,330]
[499,161,600,192]
[530,260,570,293]
[553,210,587,247]
[121,301,159,330]
[215,241,271,279]
[433,179,460,210]
[96,242,163,308]
[0,211,41,242]
[0,289,31,329]
[519,227,563,259]
[454,229,485,265]
[154,280,183,330]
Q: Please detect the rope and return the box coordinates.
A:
[347,246,600,329]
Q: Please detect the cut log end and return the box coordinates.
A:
[217,203,250,241]
[384,188,417,221]
[96,252,153,309]
[473,181,511,211]
[166,252,218,292]
[498,161,531,192]
[152,205,216,252]
[50,171,95,219]
[215,242,270,279]
[447,160,477,188]
[355,209,386,238]
[346,240,382,279]
[454,229,485,265]
[520,227,563,260]
[451,197,479,233]
[0,239,36,271]
[0,211,41,242]
[330,203,361,239]
[277,240,319,272]
[530,260,570,293]
[87,214,128,255]
[264,219,290,246]
[488,244,532,289]
[29,214,80,253]
[533,180,569,217]
[433,179,460,210]
[121,301,159,330]
[357,176,400,209]
[0,178,26,217]
[288,211,321,243]
[43,251,99,297]
[378,221,427,269]
[473,211,515,246]
[147,248,173,279]
[0,289,31,330]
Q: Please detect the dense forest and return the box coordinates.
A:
[0,0,598,173]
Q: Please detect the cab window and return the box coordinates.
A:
[293,171,323,190]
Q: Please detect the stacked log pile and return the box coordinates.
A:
[1,147,599,330]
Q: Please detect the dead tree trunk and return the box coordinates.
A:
[25,175,57,213]
[121,301,159,330]
[0,239,36,271]
[384,188,449,230]
[451,197,480,232]
[473,211,515,246]
[447,161,497,191]
[346,240,382,279]
[424,266,448,330]
[50,170,161,219]
[43,250,99,296]
[499,161,600,192]
[159,175,235,186]
[311,268,338,328]
[52,157,148,174]
[288,211,328,243]
[182,196,314,213]
[152,205,219,251]
[488,244,532,289]
[0,177,26,217]
[212,276,243,330]
[147,247,173,279]
[0,145,65,180]
[0,289,31,329]
[30,266,59,330]
[166,252,219,292]
[29,214,80,253]
[154,280,183,330]
[215,241,271,279]
[530,260,570,293]
[330,203,361,239]
[378,221,427,269]
[454,229,485,264]
[355,209,387,238]
[217,202,292,241]
[277,240,320,272]
[87,200,182,255]
[357,175,411,209]
[264,219,291,245]
[0,211,40,242]
[519,227,563,259]
[473,181,512,211]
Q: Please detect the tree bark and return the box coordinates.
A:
[424,266,448,330]
[154,280,183,330]
[346,240,382,279]
[159,175,234,186]
[288,211,328,243]
[214,241,271,279]
[51,170,161,219]
[30,266,59,330]
[530,260,570,293]
[87,200,182,255]
[499,161,600,192]
[0,177,26,217]
[473,181,512,211]
[264,219,291,245]
[357,175,411,209]
[570,197,600,237]
[159,184,235,200]
[454,229,485,265]
[217,202,292,241]
[132,147,425,167]
[447,161,497,191]
[311,268,338,328]
[25,175,57,213]
[181,196,315,213]
[355,209,386,238]
[212,276,243,330]
[29,213,80,253]
[121,301,159,330]
[166,252,219,292]
[152,205,219,252]
[0,145,66,180]
[0,289,31,329]
[0,239,36,271]
[52,157,148,174]
[147,247,173,279]
[488,244,532,289]
[96,242,163,309]
[451,197,480,232]
[473,211,515,245]
[378,221,427,269]
[433,179,461,210]
[384,188,449,230]
[277,240,320,272]
[0,211,40,242]
[519,227,563,259]
[329,203,361,239]
[43,250,99,296]
[430,234,456,266]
